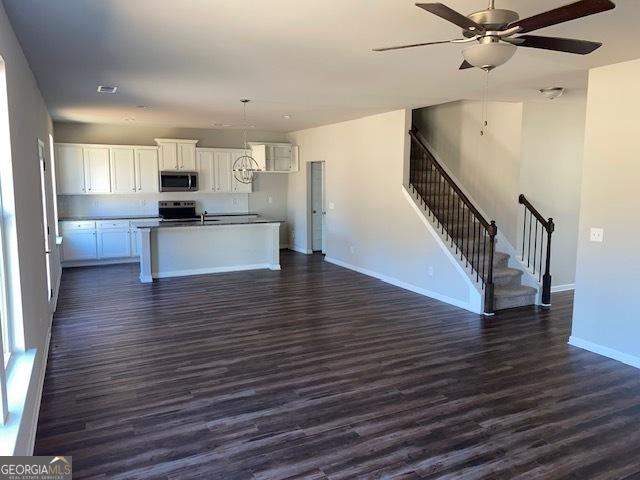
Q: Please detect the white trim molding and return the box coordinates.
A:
[551,283,575,293]
[568,336,640,370]
[324,256,479,314]
[288,245,312,255]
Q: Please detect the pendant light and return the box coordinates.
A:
[232,99,261,184]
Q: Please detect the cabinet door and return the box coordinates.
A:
[159,142,178,170]
[110,147,136,193]
[56,144,85,194]
[214,150,232,193]
[84,147,111,193]
[62,231,98,260]
[98,229,131,258]
[135,148,159,193]
[231,150,253,193]
[179,143,196,170]
[197,150,215,191]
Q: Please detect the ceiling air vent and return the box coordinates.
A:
[97,85,118,94]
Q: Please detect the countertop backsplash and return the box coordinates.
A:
[58,193,250,219]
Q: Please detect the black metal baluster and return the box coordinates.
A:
[533,220,538,274]
[527,212,532,268]
[539,228,544,282]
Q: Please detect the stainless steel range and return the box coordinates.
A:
[158,201,198,222]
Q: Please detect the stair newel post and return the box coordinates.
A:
[542,217,554,306]
[484,221,497,314]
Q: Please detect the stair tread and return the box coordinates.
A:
[493,267,523,278]
[494,285,537,297]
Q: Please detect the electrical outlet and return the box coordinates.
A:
[427,266,434,276]
[590,227,604,243]
[329,202,335,210]
[349,245,355,254]
[268,196,273,204]
[232,198,238,205]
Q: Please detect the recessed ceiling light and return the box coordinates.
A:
[125,117,135,122]
[222,124,233,127]
[97,85,117,94]
[136,105,147,109]
[283,115,291,119]
[249,125,256,128]
[212,123,223,127]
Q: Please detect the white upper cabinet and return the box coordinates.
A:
[250,143,299,172]
[135,148,159,193]
[56,144,85,194]
[156,139,198,171]
[84,147,111,193]
[110,147,136,193]
[214,150,232,193]
[197,150,215,192]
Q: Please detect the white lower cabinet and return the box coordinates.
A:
[97,221,131,258]
[61,221,98,261]
[130,226,140,257]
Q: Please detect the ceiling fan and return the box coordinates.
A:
[373,0,616,70]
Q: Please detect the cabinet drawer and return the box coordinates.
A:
[97,220,130,230]
[60,221,96,232]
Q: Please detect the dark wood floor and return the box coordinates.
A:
[35,251,640,480]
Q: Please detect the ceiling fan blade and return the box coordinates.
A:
[505,35,602,54]
[459,60,474,69]
[416,3,485,32]
[373,39,461,52]
[508,0,615,34]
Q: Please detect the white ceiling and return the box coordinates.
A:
[3,0,639,132]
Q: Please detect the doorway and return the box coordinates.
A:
[310,161,326,253]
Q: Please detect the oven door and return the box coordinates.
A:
[160,172,199,192]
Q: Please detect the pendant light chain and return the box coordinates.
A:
[233,99,260,184]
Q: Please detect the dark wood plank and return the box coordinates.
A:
[35,251,640,479]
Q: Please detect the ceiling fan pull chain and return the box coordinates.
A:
[481,70,490,136]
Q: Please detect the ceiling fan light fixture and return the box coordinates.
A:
[462,41,517,70]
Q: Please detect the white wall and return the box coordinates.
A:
[0,1,57,453]
[414,99,587,288]
[570,58,640,367]
[287,110,474,308]
[519,100,586,288]
[53,122,290,245]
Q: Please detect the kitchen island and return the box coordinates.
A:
[137,217,281,283]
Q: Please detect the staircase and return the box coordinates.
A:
[408,129,551,314]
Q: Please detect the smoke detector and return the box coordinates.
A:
[539,87,564,100]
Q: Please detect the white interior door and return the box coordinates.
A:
[38,140,53,302]
[311,162,325,253]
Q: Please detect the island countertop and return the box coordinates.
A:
[135,217,282,229]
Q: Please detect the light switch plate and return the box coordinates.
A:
[329,202,335,210]
[590,227,604,243]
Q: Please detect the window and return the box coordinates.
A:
[0,56,9,424]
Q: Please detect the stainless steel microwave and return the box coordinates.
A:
[159,171,198,192]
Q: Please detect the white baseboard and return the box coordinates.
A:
[153,263,277,279]
[568,336,640,369]
[324,256,480,314]
[551,283,575,293]
[62,257,138,268]
[26,330,52,455]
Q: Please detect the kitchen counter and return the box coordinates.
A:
[60,213,260,221]
[136,217,280,229]
[60,215,160,221]
[137,217,281,283]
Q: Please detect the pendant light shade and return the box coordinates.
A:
[462,42,517,70]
